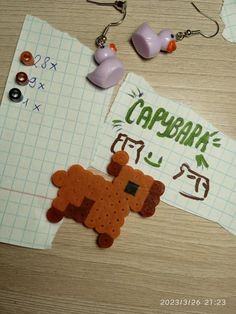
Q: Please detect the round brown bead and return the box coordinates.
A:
[15,72,29,86]
[46,207,64,223]
[97,233,114,248]
[20,51,34,66]
[107,161,122,177]
[139,198,157,217]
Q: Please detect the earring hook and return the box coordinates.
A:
[176,2,220,42]
[87,0,127,47]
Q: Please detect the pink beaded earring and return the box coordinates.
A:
[86,0,127,89]
[131,2,219,59]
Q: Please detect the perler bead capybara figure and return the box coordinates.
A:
[46,151,165,248]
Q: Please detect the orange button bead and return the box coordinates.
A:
[20,51,34,66]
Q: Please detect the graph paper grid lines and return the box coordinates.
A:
[0,15,113,249]
[221,0,236,42]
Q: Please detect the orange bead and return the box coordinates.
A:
[109,43,117,52]
[112,151,129,165]
[20,51,34,66]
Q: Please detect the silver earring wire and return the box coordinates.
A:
[87,0,127,47]
[176,2,220,42]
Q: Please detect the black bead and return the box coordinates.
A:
[8,88,23,103]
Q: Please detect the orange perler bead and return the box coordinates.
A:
[47,151,165,248]
[20,51,34,66]
[109,43,117,52]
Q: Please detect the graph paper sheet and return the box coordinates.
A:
[221,0,236,42]
[92,73,236,236]
[0,15,113,249]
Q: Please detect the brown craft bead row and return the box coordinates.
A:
[8,51,34,103]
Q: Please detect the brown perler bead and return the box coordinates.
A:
[15,72,29,86]
[72,198,95,223]
[46,151,165,248]
[97,233,114,248]
[139,198,158,217]
[20,51,34,66]
[46,207,64,223]
[107,161,122,177]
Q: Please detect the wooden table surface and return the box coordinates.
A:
[0,1,236,313]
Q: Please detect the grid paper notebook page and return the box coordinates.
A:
[0,15,113,249]
[221,0,236,42]
[92,73,236,236]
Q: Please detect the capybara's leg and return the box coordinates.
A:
[139,198,158,217]
[151,180,165,197]
[97,233,114,248]
[63,204,74,219]
[139,180,165,217]
[46,207,64,223]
